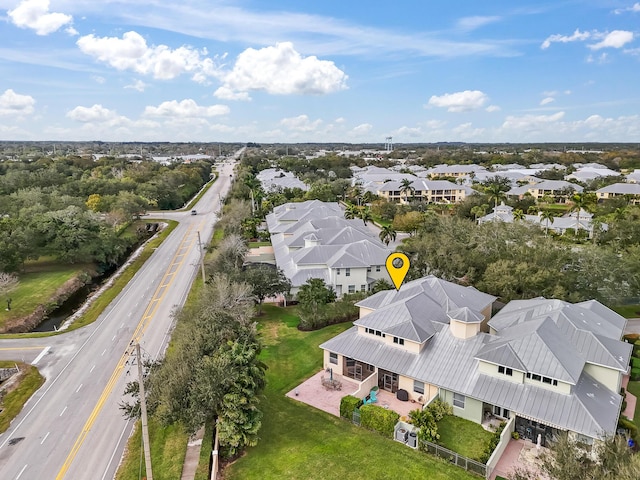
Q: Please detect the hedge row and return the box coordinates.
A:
[340,395,363,419]
[359,404,400,437]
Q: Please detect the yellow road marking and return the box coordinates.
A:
[56,224,199,479]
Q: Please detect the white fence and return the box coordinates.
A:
[485,416,515,478]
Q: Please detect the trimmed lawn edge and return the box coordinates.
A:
[0,220,179,339]
[0,362,45,433]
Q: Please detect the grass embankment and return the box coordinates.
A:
[0,361,45,433]
[0,260,90,331]
[224,305,477,480]
[436,415,494,461]
[613,305,640,318]
[115,419,189,480]
[180,173,218,212]
[248,241,271,248]
[0,220,179,339]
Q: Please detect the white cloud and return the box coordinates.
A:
[0,89,35,115]
[334,117,346,124]
[486,105,501,112]
[77,31,221,82]
[614,3,640,14]
[456,16,501,31]
[501,111,566,131]
[280,114,323,132]
[213,86,251,101]
[350,123,373,135]
[66,104,115,122]
[586,53,609,64]
[214,42,348,100]
[143,99,229,118]
[394,126,423,138]
[541,29,591,49]
[540,97,555,106]
[452,122,485,139]
[92,75,106,84]
[8,0,73,36]
[124,79,148,92]
[427,90,488,112]
[588,30,634,50]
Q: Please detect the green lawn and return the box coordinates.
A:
[224,305,478,480]
[436,415,494,462]
[0,361,45,433]
[613,305,640,319]
[626,380,640,432]
[0,259,89,331]
[248,241,271,248]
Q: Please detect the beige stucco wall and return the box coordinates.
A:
[440,389,483,424]
[397,375,438,404]
[359,306,375,318]
[323,350,344,375]
[523,376,571,395]
[477,361,525,384]
[584,363,621,393]
[449,319,481,339]
[357,325,423,354]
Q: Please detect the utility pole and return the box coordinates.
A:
[197,231,206,283]
[211,420,220,480]
[136,343,153,480]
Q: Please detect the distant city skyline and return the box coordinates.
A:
[1,0,640,143]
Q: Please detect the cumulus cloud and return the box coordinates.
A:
[214,42,347,100]
[77,31,221,82]
[501,111,566,131]
[427,90,488,112]
[486,105,501,112]
[125,80,148,92]
[588,30,634,50]
[8,0,72,36]
[143,99,229,118]
[66,104,115,122]
[541,29,590,49]
[280,114,323,132]
[350,123,373,135]
[540,97,555,106]
[394,126,423,138]
[0,89,35,116]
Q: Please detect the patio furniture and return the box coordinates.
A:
[369,389,378,402]
[321,375,342,391]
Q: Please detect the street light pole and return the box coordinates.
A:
[136,343,153,480]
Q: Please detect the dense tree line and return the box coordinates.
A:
[0,156,212,272]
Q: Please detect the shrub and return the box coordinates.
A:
[409,408,438,442]
[480,421,507,464]
[359,404,399,437]
[511,431,520,440]
[631,357,640,369]
[631,367,640,381]
[619,417,638,442]
[426,398,453,422]
[340,395,363,419]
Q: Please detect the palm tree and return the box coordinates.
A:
[484,183,507,209]
[539,210,555,236]
[379,225,397,246]
[344,203,359,220]
[570,192,596,233]
[244,177,261,214]
[359,206,373,225]
[470,205,486,221]
[512,209,525,221]
[399,178,415,203]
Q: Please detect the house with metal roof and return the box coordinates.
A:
[377,179,473,204]
[320,277,631,447]
[266,200,392,296]
[596,183,640,205]
[506,180,583,202]
[256,168,309,193]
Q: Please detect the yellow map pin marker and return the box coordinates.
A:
[385,253,410,290]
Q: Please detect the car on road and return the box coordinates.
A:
[191,209,197,215]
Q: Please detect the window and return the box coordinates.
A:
[498,366,504,374]
[553,379,558,386]
[367,267,372,273]
[453,393,465,409]
[375,330,382,336]
[329,352,338,365]
[376,265,381,272]
[348,285,355,293]
[360,285,366,292]
[393,337,405,346]
[413,380,425,395]
[532,374,541,382]
[345,268,351,277]
[498,365,513,376]
[542,377,552,384]
[506,368,513,376]
[336,268,340,275]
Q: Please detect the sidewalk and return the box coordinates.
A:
[181,427,205,480]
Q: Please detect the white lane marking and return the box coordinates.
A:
[100,420,131,480]
[120,322,124,328]
[111,335,116,342]
[60,406,67,417]
[101,349,106,356]
[31,346,50,366]
[76,384,83,393]
[40,432,50,445]
[15,464,27,479]
[128,312,132,317]
[89,365,95,373]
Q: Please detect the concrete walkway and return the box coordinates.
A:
[181,427,205,480]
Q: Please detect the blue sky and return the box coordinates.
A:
[1,0,639,143]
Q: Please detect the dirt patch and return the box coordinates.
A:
[1,270,95,333]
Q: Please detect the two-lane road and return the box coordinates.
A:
[0,157,238,480]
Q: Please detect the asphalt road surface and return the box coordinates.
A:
[0,153,240,480]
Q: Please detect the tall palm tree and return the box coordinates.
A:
[244,177,261,214]
[344,203,359,220]
[399,178,415,203]
[378,225,397,246]
[570,192,596,232]
[484,183,507,209]
[359,206,373,225]
[539,210,555,236]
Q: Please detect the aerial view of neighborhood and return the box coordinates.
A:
[2,1,640,480]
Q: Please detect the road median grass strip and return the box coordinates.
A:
[0,361,45,434]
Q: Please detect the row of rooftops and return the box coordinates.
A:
[320,276,632,439]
